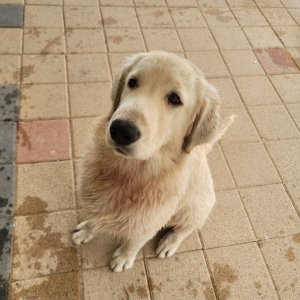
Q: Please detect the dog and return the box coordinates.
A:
[72,51,234,272]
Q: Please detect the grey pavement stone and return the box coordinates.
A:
[0,122,16,164]
[0,85,19,122]
[0,217,13,281]
[0,165,15,218]
[0,280,8,300]
[0,5,24,28]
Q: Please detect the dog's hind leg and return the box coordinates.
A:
[156,225,193,259]
[110,235,152,272]
[156,193,214,259]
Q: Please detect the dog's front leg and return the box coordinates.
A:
[72,220,95,245]
[110,236,150,272]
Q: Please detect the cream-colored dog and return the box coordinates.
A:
[72,51,234,272]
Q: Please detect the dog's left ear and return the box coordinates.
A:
[183,79,220,154]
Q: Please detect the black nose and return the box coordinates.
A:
[110,119,141,146]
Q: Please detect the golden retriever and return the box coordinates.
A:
[72,51,234,272]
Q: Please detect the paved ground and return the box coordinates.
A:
[0,0,300,299]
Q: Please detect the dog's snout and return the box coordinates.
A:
[110,119,141,146]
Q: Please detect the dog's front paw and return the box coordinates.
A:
[110,246,135,272]
[72,221,94,245]
[156,231,181,259]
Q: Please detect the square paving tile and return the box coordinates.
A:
[255,48,298,75]
[289,8,300,25]
[106,28,145,52]
[146,251,216,300]
[170,8,206,27]
[166,0,197,6]
[69,82,112,117]
[281,0,300,8]
[10,272,81,300]
[21,55,66,84]
[262,7,297,26]
[23,28,65,54]
[109,52,139,75]
[83,262,150,300]
[286,103,300,128]
[24,5,63,28]
[66,29,106,53]
[12,211,79,281]
[240,184,300,239]
[243,26,283,48]
[266,139,300,182]
[26,0,61,3]
[143,230,202,258]
[273,26,300,48]
[222,142,280,187]
[244,184,300,239]
[0,85,19,122]
[270,74,300,103]
[0,164,15,217]
[0,281,8,300]
[260,235,300,300]
[0,217,13,281]
[209,78,243,107]
[248,104,300,140]
[17,120,71,163]
[80,233,120,269]
[102,6,138,28]
[16,161,75,215]
[20,84,68,120]
[0,122,16,164]
[0,29,22,54]
[64,6,102,28]
[227,0,256,7]
[234,75,281,106]
[72,117,96,157]
[232,7,268,26]
[67,54,110,83]
[102,0,134,5]
[0,4,23,27]
[1,1,25,4]
[255,0,283,7]
[222,50,265,76]
[201,190,255,248]
[220,107,260,144]
[202,7,238,27]
[0,55,21,84]
[186,51,229,78]
[64,0,98,4]
[136,7,173,28]
[288,48,300,68]
[211,27,250,50]
[205,243,277,300]
[285,181,300,214]
[208,145,235,191]
[197,0,227,7]
[143,29,182,51]
[177,28,217,51]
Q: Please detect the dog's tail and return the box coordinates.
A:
[204,114,235,154]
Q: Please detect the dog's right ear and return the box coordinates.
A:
[109,53,147,117]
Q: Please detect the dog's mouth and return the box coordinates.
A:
[113,147,130,156]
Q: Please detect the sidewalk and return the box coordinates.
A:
[0,0,300,299]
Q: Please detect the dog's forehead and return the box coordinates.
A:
[133,55,195,88]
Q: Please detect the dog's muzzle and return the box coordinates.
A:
[110,119,141,147]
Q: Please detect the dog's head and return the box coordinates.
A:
[105,51,220,160]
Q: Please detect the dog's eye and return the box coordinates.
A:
[128,77,138,89]
[167,92,182,106]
